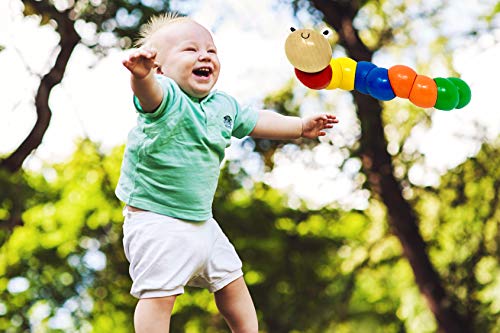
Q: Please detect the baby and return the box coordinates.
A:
[117,13,338,333]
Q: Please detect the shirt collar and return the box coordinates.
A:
[187,89,217,103]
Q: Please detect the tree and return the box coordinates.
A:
[414,141,500,332]
[2,0,499,332]
[0,0,174,237]
[0,140,132,331]
[276,0,498,331]
[0,0,172,173]
[0,140,407,332]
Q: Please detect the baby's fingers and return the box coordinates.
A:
[138,48,157,59]
[122,58,137,70]
[127,49,157,63]
[325,114,338,123]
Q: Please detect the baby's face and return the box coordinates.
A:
[153,21,220,99]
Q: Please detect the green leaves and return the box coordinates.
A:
[0,140,129,331]
[1,136,499,331]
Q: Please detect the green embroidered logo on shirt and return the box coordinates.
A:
[223,115,233,129]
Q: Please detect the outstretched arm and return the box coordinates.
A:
[250,110,338,140]
[122,48,163,112]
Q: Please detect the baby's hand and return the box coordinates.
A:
[122,48,159,79]
[301,114,338,139]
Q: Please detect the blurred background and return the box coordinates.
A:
[1,0,499,332]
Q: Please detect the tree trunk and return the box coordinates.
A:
[309,1,471,332]
[0,1,80,173]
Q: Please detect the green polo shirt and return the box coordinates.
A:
[115,76,258,222]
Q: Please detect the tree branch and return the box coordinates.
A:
[0,1,80,172]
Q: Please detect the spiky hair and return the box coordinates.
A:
[135,12,190,47]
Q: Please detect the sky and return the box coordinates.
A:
[1,0,500,208]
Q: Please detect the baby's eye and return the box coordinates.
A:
[208,49,217,54]
[184,47,197,52]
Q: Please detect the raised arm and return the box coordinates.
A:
[122,48,163,112]
[250,110,338,140]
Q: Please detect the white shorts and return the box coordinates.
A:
[122,208,243,299]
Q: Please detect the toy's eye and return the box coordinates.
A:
[322,29,330,37]
[290,27,296,32]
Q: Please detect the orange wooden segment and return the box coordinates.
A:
[388,65,417,99]
[409,75,437,108]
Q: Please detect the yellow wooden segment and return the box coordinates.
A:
[337,57,357,91]
[326,58,343,90]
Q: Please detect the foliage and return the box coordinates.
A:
[412,142,500,332]
[0,137,497,332]
[0,140,131,332]
[2,0,500,332]
[0,140,407,332]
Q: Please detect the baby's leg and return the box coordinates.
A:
[214,277,258,333]
[134,296,177,333]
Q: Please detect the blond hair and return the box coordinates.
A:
[135,12,190,47]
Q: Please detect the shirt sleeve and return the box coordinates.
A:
[231,101,259,139]
[133,75,177,122]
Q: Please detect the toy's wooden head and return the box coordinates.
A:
[284,27,332,73]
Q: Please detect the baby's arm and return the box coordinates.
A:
[122,49,163,112]
[250,110,338,139]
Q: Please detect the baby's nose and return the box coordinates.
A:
[198,50,211,60]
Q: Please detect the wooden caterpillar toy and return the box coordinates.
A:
[285,27,471,110]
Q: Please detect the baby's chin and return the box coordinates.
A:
[184,82,217,99]
[181,86,211,99]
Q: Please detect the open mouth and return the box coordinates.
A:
[193,67,212,77]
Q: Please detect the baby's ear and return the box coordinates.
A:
[156,63,163,74]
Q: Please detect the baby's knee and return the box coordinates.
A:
[138,295,176,312]
[233,321,258,333]
[134,296,177,333]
